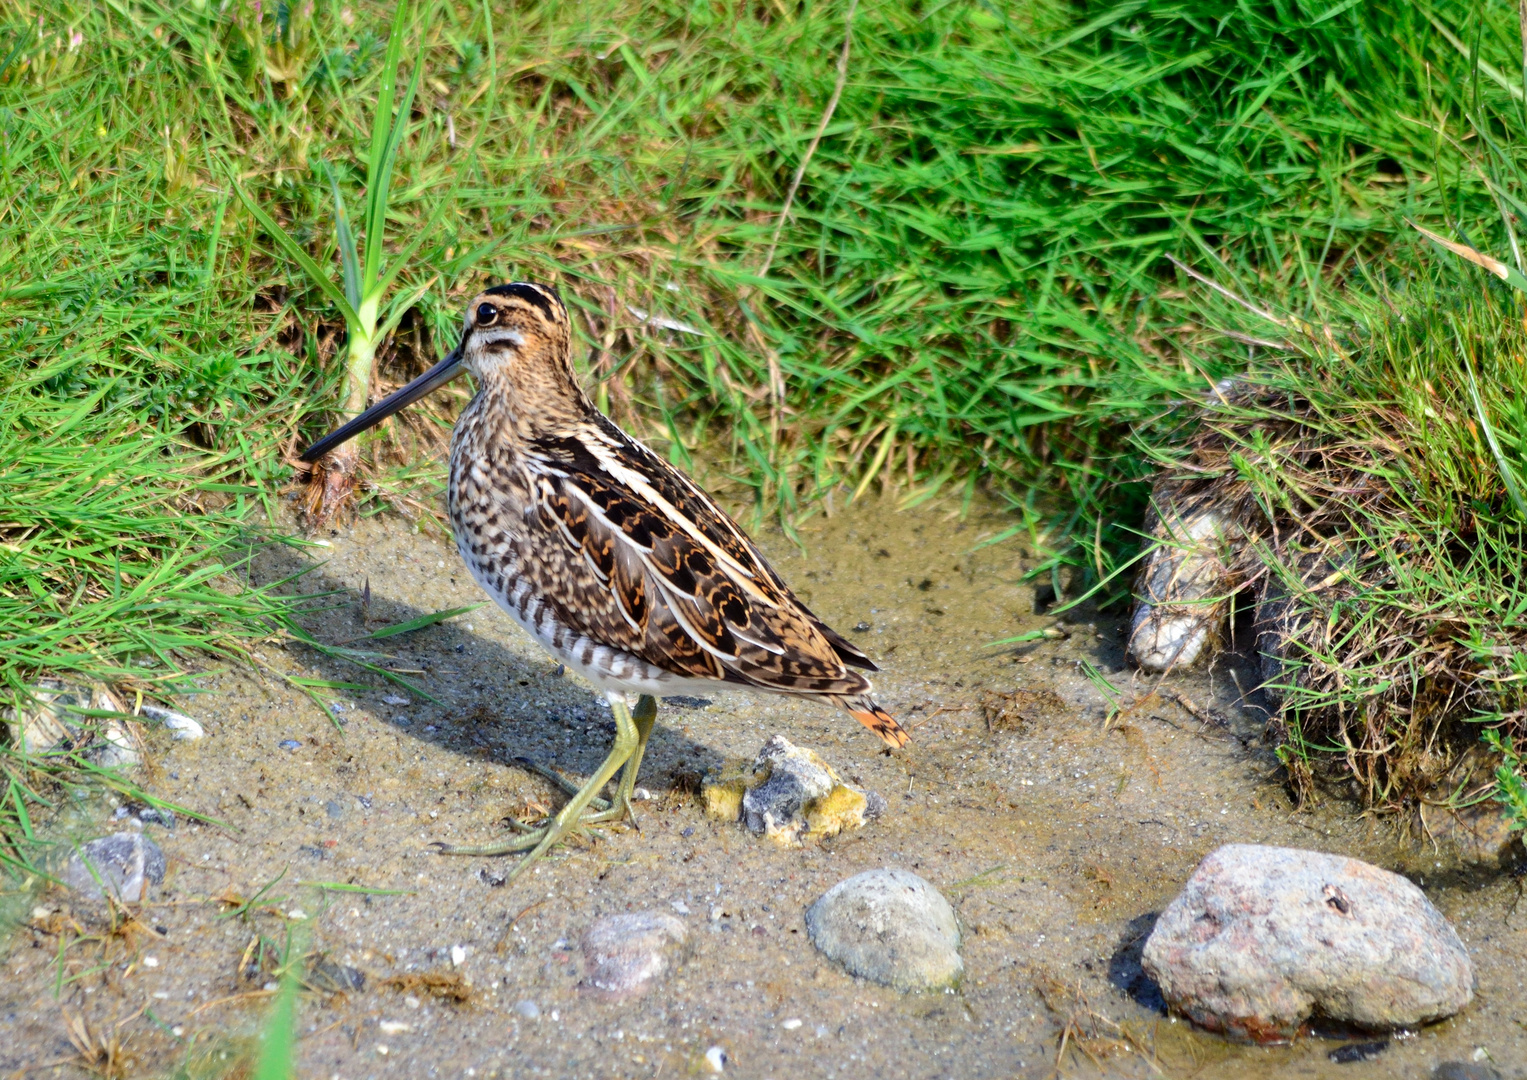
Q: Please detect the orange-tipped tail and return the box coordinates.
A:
[836,695,910,748]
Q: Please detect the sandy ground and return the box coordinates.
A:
[3,492,1526,1079]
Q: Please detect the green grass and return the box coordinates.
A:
[5,0,1527,851]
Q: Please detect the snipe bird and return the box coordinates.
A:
[301,282,907,878]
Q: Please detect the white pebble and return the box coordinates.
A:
[671,900,690,915]
[383,694,409,706]
[450,944,467,966]
[780,1018,802,1030]
[142,956,159,968]
[513,999,540,1019]
[378,1021,411,1034]
[704,1046,728,1073]
[140,704,206,740]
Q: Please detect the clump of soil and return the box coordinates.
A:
[1139,375,1527,812]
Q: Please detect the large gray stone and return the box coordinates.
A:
[805,868,962,991]
[1142,844,1473,1042]
[61,832,166,903]
[580,911,688,1001]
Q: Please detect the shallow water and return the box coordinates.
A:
[3,492,1525,1079]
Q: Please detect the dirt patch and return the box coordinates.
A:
[2,495,1523,1078]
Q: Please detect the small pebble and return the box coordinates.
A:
[450,945,467,967]
[781,1018,802,1030]
[671,900,690,915]
[514,999,540,1019]
[62,832,166,903]
[278,739,300,751]
[142,956,159,968]
[378,1020,410,1035]
[580,911,688,1001]
[307,958,366,994]
[681,826,695,838]
[703,1046,727,1073]
[1434,1062,1502,1080]
[806,868,963,991]
[139,704,205,740]
[383,694,409,706]
[325,800,344,820]
[1329,1040,1388,1064]
[96,720,141,769]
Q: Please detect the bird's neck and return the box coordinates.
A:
[460,377,598,451]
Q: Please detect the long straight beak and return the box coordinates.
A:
[299,345,464,463]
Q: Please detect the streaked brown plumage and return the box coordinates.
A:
[300,281,905,874]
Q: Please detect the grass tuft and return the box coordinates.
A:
[7,0,1527,842]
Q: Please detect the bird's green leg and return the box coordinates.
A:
[607,694,657,827]
[516,694,656,827]
[509,756,612,813]
[433,693,639,875]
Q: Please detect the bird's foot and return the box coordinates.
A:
[431,800,626,861]
[431,696,646,880]
[511,755,613,813]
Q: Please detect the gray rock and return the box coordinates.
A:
[513,999,541,1019]
[1142,844,1474,1042]
[805,868,962,991]
[743,737,837,838]
[580,911,688,1001]
[703,735,881,846]
[61,832,166,902]
[307,956,366,994]
[1433,1063,1501,1080]
[94,719,141,769]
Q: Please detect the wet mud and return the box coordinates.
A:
[3,492,1525,1079]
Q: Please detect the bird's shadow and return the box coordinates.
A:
[245,534,728,806]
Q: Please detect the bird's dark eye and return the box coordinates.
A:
[476,303,497,325]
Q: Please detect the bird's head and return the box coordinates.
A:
[299,281,584,464]
[456,282,579,400]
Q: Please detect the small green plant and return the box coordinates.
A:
[250,918,311,1080]
[234,2,434,527]
[1485,730,1527,832]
